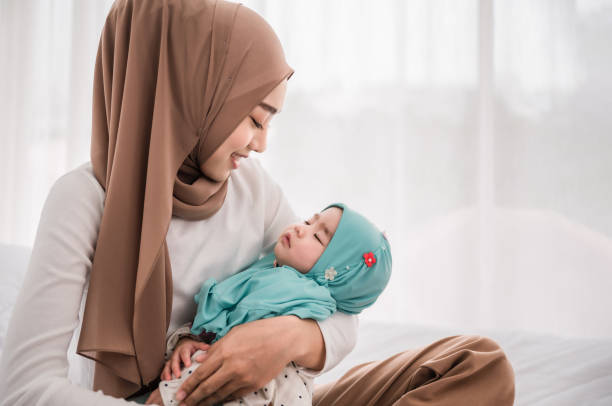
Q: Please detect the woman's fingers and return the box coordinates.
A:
[175,318,298,404]
[175,350,223,405]
[194,349,208,363]
[197,380,248,406]
[181,367,234,406]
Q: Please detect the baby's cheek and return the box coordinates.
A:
[300,252,319,273]
[284,252,305,273]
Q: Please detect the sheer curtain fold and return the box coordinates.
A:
[0,0,115,246]
[1,0,611,338]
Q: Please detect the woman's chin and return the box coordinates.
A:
[199,166,230,182]
[221,160,236,178]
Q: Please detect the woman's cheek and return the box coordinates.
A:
[239,120,257,146]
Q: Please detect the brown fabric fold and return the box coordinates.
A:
[313,335,515,406]
[76,0,293,398]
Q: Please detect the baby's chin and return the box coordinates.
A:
[272,248,297,270]
[273,243,282,259]
[273,245,288,266]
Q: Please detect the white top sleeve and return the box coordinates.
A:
[302,312,359,377]
[0,169,137,405]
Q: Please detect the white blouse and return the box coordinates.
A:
[0,158,358,405]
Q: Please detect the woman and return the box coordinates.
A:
[0,0,515,405]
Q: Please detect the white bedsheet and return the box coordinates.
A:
[317,320,612,405]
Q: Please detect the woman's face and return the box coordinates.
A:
[200,79,288,181]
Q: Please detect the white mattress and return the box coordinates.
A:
[317,320,612,405]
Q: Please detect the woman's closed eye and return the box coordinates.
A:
[305,220,324,245]
[250,116,263,129]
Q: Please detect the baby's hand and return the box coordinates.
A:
[161,337,210,380]
[144,388,163,405]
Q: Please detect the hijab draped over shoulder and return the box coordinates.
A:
[76,0,293,397]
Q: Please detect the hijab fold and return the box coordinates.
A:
[77,0,293,397]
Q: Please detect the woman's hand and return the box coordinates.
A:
[161,338,211,380]
[173,316,325,406]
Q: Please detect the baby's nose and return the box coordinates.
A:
[294,224,304,237]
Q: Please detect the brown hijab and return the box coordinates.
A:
[76,0,293,398]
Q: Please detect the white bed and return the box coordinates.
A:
[318,320,612,405]
[1,243,611,405]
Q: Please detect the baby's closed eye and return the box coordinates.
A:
[304,220,324,245]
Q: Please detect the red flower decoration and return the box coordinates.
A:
[363,252,376,267]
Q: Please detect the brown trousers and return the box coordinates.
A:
[313,335,515,406]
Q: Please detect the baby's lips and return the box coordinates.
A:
[280,232,291,247]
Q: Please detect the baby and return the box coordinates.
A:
[158,203,392,406]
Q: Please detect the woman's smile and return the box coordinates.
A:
[230,152,248,169]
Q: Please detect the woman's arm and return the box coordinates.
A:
[166,316,312,406]
[169,313,358,406]
[0,167,138,405]
[299,311,359,374]
[286,317,326,370]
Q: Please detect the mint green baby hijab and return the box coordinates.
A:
[190,203,392,342]
[305,203,392,314]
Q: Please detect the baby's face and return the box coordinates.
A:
[274,207,343,273]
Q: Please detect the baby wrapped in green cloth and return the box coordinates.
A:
[159,202,392,405]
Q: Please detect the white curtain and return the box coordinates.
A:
[1,0,611,339]
[0,0,115,243]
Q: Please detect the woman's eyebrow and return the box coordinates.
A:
[259,102,278,114]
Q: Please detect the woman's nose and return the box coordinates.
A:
[294,224,304,237]
[248,129,268,153]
